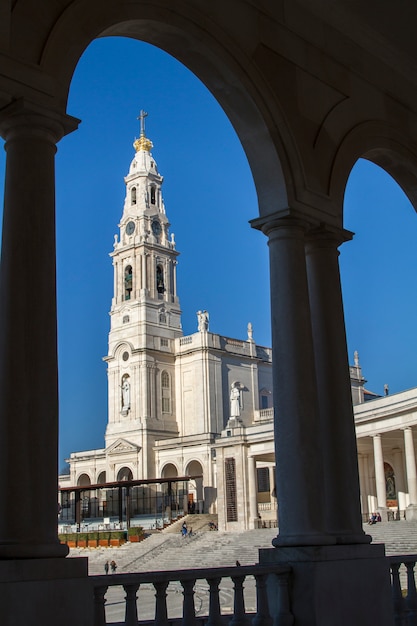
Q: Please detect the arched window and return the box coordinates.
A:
[150,185,156,204]
[117,467,133,481]
[124,265,133,300]
[156,265,165,294]
[161,370,171,413]
[131,187,136,204]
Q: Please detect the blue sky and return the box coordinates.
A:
[0,37,416,467]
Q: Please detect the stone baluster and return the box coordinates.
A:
[405,561,417,620]
[0,100,78,558]
[390,561,404,622]
[123,583,140,626]
[181,578,196,626]
[206,576,222,626]
[274,573,294,626]
[252,573,272,626]
[94,585,108,626]
[305,226,368,543]
[154,580,169,626]
[230,574,247,626]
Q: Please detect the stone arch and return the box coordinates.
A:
[330,121,417,220]
[97,471,106,484]
[117,466,133,481]
[38,4,292,218]
[185,460,204,512]
[77,473,91,487]
[161,463,178,479]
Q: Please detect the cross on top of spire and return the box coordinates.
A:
[138,109,148,137]
[133,109,153,153]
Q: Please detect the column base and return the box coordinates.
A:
[405,504,417,521]
[272,533,337,547]
[0,540,69,559]
[0,557,93,626]
[260,543,394,626]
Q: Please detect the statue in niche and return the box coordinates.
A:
[230,382,241,418]
[197,310,209,332]
[121,377,131,412]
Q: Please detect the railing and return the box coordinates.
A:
[389,555,417,625]
[91,563,293,626]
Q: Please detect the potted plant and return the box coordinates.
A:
[109,530,126,547]
[87,531,99,548]
[98,531,110,547]
[128,526,144,542]
[76,532,88,548]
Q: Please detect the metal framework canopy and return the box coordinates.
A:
[59,475,203,530]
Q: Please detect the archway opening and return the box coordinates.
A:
[56,37,270,467]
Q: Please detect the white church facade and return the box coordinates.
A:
[60,116,417,531]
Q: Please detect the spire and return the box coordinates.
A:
[133,109,153,153]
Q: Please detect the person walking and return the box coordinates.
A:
[110,560,117,573]
[104,561,109,575]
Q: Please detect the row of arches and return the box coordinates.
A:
[76,466,133,486]
[76,460,203,486]
[123,263,165,300]
[130,185,158,206]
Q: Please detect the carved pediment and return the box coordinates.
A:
[107,438,140,455]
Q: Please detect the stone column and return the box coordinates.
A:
[403,427,417,520]
[357,454,368,519]
[373,435,387,511]
[253,215,333,546]
[269,465,277,511]
[305,226,368,544]
[247,456,258,528]
[0,101,78,558]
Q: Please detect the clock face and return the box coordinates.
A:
[152,220,162,237]
[126,221,135,236]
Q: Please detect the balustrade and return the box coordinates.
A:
[388,555,417,625]
[91,563,292,626]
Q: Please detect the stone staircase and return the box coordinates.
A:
[68,516,417,576]
[365,519,417,554]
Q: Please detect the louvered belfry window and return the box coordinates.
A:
[225,457,238,522]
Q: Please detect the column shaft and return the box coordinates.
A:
[373,435,387,509]
[247,456,258,528]
[0,108,77,557]
[404,427,417,504]
[305,228,368,543]
[265,218,333,546]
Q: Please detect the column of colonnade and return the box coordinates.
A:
[247,456,258,528]
[373,434,387,511]
[252,215,369,546]
[0,101,79,558]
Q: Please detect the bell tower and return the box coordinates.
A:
[104,112,181,478]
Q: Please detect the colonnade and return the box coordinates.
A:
[363,427,417,514]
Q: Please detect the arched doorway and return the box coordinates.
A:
[186,460,204,514]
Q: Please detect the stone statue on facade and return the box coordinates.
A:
[230,382,241,418]
[197,310,209,332]
[121,378,131,412]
